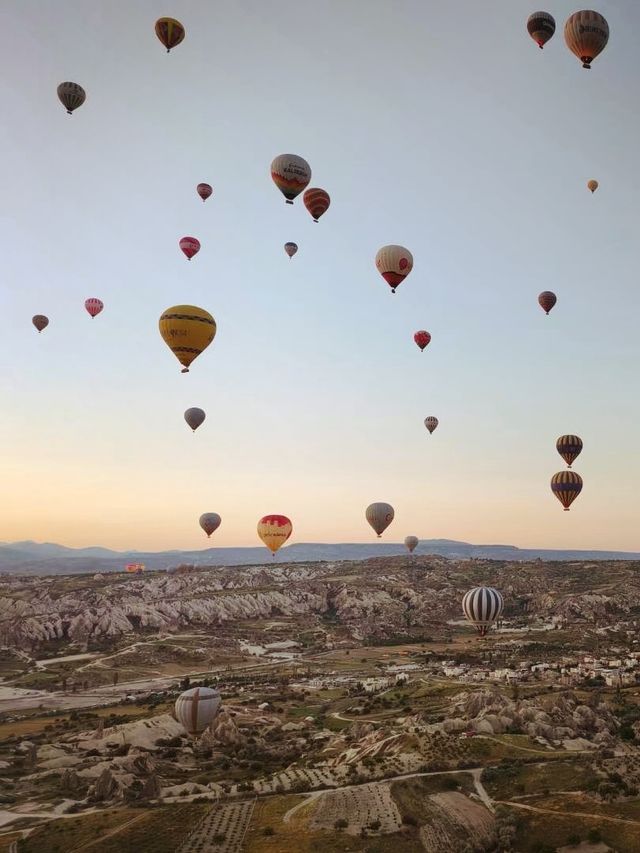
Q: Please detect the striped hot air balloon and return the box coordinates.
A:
[197,183,213,202]
[271,154,311,204]
[538,291,557,315]
[365,502,395,538]
[303,188,330,222]
[57,82,85,115]
[556,435,583,468]
[158,305,217,373]
[564,10,609,69]
[155,17,185,52]
[375,246,413,293]
[404,535,419,554]
[32,315,49,333]
[551,470,583,511]
[175,687,221,737]
[424,417,439,434]
[85,298,103,319]
[179,237,200,260]
[527,12,556,48]
[257,515,292,555]
[462,586,504,637]
[414,331,431,352]
[199,512,221,537]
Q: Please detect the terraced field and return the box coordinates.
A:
[309,782,402,835]
[177,800,256,852]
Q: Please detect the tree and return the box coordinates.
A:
[334,818,348,830]
[587,828,602,843]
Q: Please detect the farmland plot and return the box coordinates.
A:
[177,800,256,852]
[419,792,495,852]
[309,782,402,835]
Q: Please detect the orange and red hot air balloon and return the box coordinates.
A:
[257,515,292,556]
[180,237,200,260]
[414,331,431,352]
[538,291,557,315]
[303,188,330,222]
[85,298,103,319]
[197,183,212,202]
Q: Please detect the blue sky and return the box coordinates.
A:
[2,0,639,550]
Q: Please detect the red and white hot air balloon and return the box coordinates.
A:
[197,183,212,202]
[303,188,330,222]
[180,237,200,260]
[85,298,103,318]
[375,245,413,293]
[414,331,431,352]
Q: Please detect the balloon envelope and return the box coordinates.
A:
[175,687,221,736]
[180,237,200,260]
[404,535,419,553]
[551,470,583,511]
[159,305,217,373]
[257,515,292,554]
[538,291,557,315]
[284,242,298,259]
[57,82,85,115]
[270,154,311,204]
[197,183,213,201]
[365,502,395,538]
[556,435,583,468]
[375,246,413,293]
[85,298,103,318]
[155,17,185,51]
[564,10,609,68]
[462,587,504,636]
[199,512,221,537]
[32,315,49,333]
[527,11,555,48]
[424,417,439,434]
[303,188,330,222]
[414,331,431,352]
[185,407,206,432]
[587,180,599,193]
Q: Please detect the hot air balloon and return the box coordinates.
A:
[155,17,185,52]
[270,154,311,204]
[199,512,221,537]
[257,515,292,555]
[538,291,557,315]
[424,417,439,434]
[303,188,330,222]
[551,470,583,511]
[564,10,609,69]
[375,246,413,293]
[57,82,85,115]
[365,503,395,538]
[414,331,431,352]
[32,315,49,333]
[85,298,103,319]
[527,11,556,48]
[175,686,221,737]
[159,305,217,373]
[197,183,213,202]
[284,242,298,259]
[185,407,206,432]
[404,535,419,554]
[587,179,599,193]
[462,587,504,637]
[556,435,583,468]
[179,237,200,260]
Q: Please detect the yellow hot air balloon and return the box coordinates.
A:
[587,179,599,193]
[257,515,292,555]
[159,305,216,373]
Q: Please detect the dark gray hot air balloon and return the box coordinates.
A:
[32,315,49,333]
[184,407,206,432]
[462,586,504,636]
[57,82,86,115]
[199,513,221,538]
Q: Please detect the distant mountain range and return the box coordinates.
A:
[0,539,639,575]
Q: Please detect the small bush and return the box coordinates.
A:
[402,814,418,826]
[334,818,348,830]
[263,826,275,836]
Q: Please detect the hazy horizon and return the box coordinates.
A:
[4,0,639,552]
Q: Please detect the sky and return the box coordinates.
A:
[1,0,639,552]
